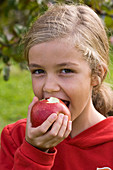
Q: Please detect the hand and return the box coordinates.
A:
[25,96,72,152]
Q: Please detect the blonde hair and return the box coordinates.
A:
[24,4,113,116]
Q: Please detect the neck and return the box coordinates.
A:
[70,101,106,138]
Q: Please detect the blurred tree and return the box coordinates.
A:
[0,0,113,80]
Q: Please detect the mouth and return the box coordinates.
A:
[61,99,70,108]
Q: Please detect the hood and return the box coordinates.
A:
[65,116,113,149]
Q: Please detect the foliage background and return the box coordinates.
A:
[0,0,113,132]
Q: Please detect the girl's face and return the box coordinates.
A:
[28,40,93,122]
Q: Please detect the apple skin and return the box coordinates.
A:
[31,97,71,127]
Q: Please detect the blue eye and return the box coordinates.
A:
[33,69,45,74]
[61,69,73,74]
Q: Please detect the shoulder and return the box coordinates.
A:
[1,119,27,147]
[6,118,27,131]
[104,116,113,125]
[3,118,27,136]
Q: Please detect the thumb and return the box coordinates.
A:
[27,96,38,126]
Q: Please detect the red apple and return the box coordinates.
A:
[31,97,71,127]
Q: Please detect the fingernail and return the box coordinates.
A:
[59,113,64,119]
[33,96,38,101]
[64,115,68,121]
[69,121,72,130]
[51,113,57,119]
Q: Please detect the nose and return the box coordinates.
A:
[43,75,60,93]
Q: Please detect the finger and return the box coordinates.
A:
[27,96,39,126]
[37,113,58,136]
[28,96,38,114]
[45,115,69,147]
[42,115,68,148]
[64,120,72,138]
[26,96,39,138]
[46,113,64,139]
[58,115,68,138]
[35,117,71,149]
[27,113,57,140]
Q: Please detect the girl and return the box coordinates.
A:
[0,3,113,170]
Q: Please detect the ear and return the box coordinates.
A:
[91,75,101,87]
[101,63,107,80]
[91,63,107,87]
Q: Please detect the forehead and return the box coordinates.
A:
[28,40,91,75]
[28,39,84,62]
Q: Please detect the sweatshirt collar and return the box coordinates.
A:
[65,117,113,149]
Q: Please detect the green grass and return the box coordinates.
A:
[0,64,34,132]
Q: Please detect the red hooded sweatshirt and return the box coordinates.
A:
[0,117,113,170]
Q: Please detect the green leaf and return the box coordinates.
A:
[13,24,27,37]
[0,34,8,44]
[104,16,113,28]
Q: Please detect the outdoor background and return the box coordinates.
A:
[0,0,113,132]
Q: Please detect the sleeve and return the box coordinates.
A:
[0,125,57,170]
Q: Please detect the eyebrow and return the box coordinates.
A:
[28,62,79,68]
[28,64,42,68]
[56,62,79,67]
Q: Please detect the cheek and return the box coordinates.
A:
[69,78,92,105]
[70,88,92,121]
[32,79,42,97]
